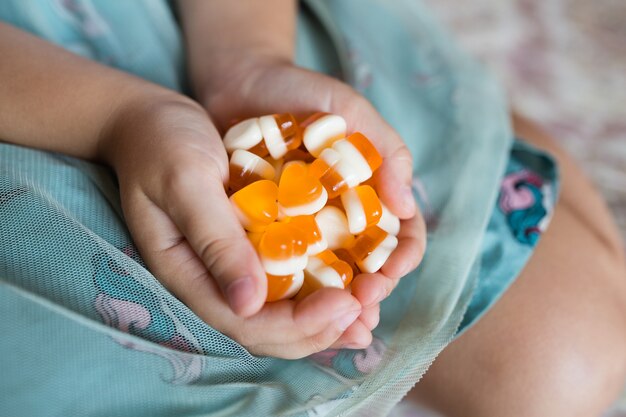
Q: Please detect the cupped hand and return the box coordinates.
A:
[200,60,427,347]
[99,95,364,358]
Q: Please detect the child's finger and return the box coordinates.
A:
[131,209,364,358]
[177,271,363,357]
[248,295,366,358]
[359,304,380,330]
[381,213,427,281]
[349,215,426,307]
[350,273,389,308]
[373,145,416,220]
[160,164,267,318]
[357,304,380,331]
[324,305,380,349]
[240,288,361,347]
[253,319,371,359]
[327,319,374,350]
[337,95,416,219]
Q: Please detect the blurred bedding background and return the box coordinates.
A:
[391,0,626,415]
[424,0,626,244]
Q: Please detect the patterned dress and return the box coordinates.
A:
[0,1,558,416]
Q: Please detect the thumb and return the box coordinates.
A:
[162,164,267,317]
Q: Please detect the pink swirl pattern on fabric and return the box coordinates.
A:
[499,170,543,213]
[94,293,151,332]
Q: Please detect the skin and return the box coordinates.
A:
[406,116,626,416]
[177,0,426,350]
[2,2,625,413]
[177,1,626,413]
[0,12,425,358]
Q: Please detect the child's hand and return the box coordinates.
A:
[100,96,363,358]
[0,21,368,357]
[198,60,427,348]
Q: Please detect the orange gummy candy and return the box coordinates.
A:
[229,165,265,193]
[224,113,302,160]
[308,132,380,199]
[274,113,302,152]
[316,249,354,287]
[334,248,361,276]
[283,148,316,163]
[347,226,388,262]
[230,180,278,232]
[346,132,383,173]
[301,112,347,157]
[266,274,294,302]
[284,215,326,255]
[356,185,382,226]
[259,222,307,261]
[300,112,329,128]
[228,149,275,193]
[341,185,382,234]
[295,249,353,300]
[278,162,328,216]
[260,113,303,159]
[309,156,352,199]
[247,140,269,158]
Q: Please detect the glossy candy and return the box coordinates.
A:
[343,132,383,179]
[308,147,357,199]
[341,185,383,234]
[223,113,302,159]
[265,156,284,183]
[228,112,399,301]
[230,180,278,232]
[284,215,327,255]
[377,203,401,235]
[324,196,344,210]
[309,132,383,199]
[296,250,353,299]
[283,148,315,163]
[223,118,264,155]
[314,249,353,287]
[314,206,354,250]
[278,162,328,216]
[266,270,304,302]
[348,226,398,273]
[229,149,276,192]
[258,222,308,276]
[333,248,361,276]
[259,113,302,159]
[301,112,347,157]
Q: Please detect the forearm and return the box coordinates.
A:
[0,22,185,162]
[176,0,297,97]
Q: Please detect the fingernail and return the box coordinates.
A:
[402,185,416,212]
[226,276,256,315]
[375,287,388,304]
[341,343,366,350]
[335,309,361,331]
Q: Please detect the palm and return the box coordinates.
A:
[203,63,427,348]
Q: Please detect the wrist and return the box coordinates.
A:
[178,0,297,103]
[196,53,296,132]
[196,49,292,102]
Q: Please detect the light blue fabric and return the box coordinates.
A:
[459,141,558,332]
[0,1,558,416]
[0,0,183,90]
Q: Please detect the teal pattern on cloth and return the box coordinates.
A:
[0,1,558,416]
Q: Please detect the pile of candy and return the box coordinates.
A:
[226,113,400,302]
